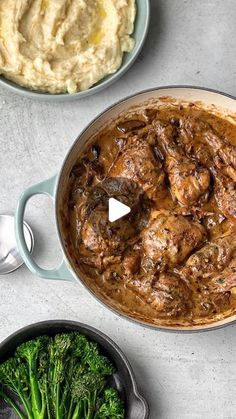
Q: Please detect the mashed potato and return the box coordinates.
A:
[0,0,136,93]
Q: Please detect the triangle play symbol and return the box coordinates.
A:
[108,198,131,223]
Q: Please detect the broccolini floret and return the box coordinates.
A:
[96,388,125,419]
[0,332,124,419]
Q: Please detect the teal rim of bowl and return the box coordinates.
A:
[0,0,150,101]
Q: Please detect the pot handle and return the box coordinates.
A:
[15,175,75,282]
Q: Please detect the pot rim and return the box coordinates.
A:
[55,85,236,333]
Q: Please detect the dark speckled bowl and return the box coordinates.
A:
[0,320,149,419]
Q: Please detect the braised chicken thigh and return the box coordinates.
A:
[141,211,205,269]
[129,273,192,317]
[109,138,165,201]
[204,130,236,181]
[66,102,236,327]
[180,116,236,181]
[212,170,236,221]
[182,234,236,280]
[155,122,210,206]
[76,177,149,269]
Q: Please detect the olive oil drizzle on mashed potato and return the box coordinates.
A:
[0,0,136,93]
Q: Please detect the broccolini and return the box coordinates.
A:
[0,332,124,419]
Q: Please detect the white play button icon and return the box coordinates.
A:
[108,198,131,222]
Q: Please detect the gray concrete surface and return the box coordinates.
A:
[0,1,236,418]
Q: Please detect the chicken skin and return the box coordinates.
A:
[141,211,206,270]
[179,116,236,180]
[213,170,236,221]
[182,234,236,280]
[109,138,165,201]
[181,234,236,317]
[195,262,236,317]
[177,117,236,221]
[204,130,236,181]
[155,122,210,206]
[130,273,192,318]
[150,273,192,316]
[80,207,135,255]
[79,178,147,256]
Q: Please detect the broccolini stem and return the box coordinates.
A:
[30,376,41,417]
[6,386,33,419]
[59,382,70,418]
[67,397,75,419]
[0,389,27,419]
[87,394,94,419]
[18,394,33,419]
[45,386,52,419]
[71,401,83,419]
[56,382,61,419]
[28,360,42,418]
[39,385,47,419]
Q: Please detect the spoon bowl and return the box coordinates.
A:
[0,214,33,274]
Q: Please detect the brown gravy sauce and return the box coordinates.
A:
[64,102,236,326]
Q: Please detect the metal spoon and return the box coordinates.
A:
[0,214,34,274]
